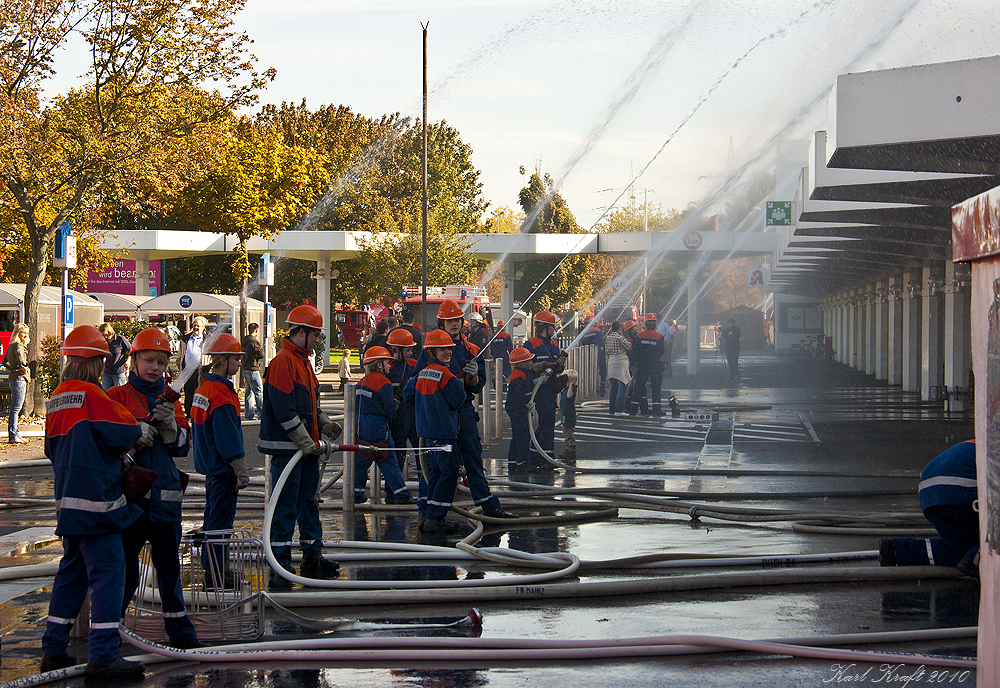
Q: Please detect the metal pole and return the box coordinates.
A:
[343,382,356,521]
[481,363,491,445]
[420,22,429,332]
[494,360,503,440]
[60,267,68,374]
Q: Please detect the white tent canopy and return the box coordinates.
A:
[138,292,265,340]
[85,292,150,316]
[0,283,104,338]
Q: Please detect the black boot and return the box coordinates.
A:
[40,652,77,672]
[268,561,296,591]
[85,657,145,678]
[299,552,340,580]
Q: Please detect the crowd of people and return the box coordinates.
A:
[28,301,703,677]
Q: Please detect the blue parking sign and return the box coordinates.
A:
[65,295,74,325]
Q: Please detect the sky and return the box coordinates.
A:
[44,0,1000,231]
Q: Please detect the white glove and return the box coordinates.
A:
[136,421,157,449]
[231,458,250,490]
[151,398,178,444]
[288,423,319,456]
[463,359,479,378]
[318,412,343,440]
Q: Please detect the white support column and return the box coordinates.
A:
[317,251,331,362]
[944,261,970,410]
[864,287,875,375]
[887,277,903,385]
[921,265,943,400]
[501,262,515,323]
[902,271,921,393]
[847,292,857,369]
[874,281,889,380]
[134,252,150,299]
[833,294,847,363]
[686,257,700,376]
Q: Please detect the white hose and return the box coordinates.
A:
[262,448,582,589]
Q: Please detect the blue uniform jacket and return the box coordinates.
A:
[413,334,484,404]
[46,380,143,536]
[918,440,977,510]
[387,357,417,433]
[505,369,531,415]
[356,372,396,445]
[108,372,189,523]
[259,337,321,456]
[490,331,513,360]
[522,336,564,388]
[632,329,665,368]
[580,328,604,352]
[191,373,244,478]
[403,362,466,439]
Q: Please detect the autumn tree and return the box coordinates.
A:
[1,0,272,401]
[172,117,328,335]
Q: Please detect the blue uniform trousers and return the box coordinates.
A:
[457,402,500,511]
[43,532,126,662]
[893,504,980,567]
[354,447,411,503]
[424,439,459,519]
[121,516,198,645]
[507,409,531,467]
[529,384,557,459]
[201,472,239,575]
[269,453,323,567]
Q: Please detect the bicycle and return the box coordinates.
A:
[789,334,834,362]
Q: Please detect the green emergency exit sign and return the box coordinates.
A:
[765,201,792,226]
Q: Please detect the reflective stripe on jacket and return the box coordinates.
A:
[107,377,190,523]
[191,373,244,477]
[259,337,320,456]
[45,381,142,536]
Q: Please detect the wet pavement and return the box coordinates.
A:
[0,351,979,687]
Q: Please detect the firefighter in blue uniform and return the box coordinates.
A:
[41,326,150,679]
[402,329,468,534]
[191,333,248,588]
[628,314,667,417]
[109,327,203,650]
[386,328,419,477]
[259,304,343,590]
[522,310,567,470]
[880,440,980,577]
[504,347,535,471]
[411,300,516,519]
[490,319,514,382]
[353,345,412,504]
[579,319,606,393]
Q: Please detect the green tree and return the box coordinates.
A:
[1,0,271,402]
[513,172,593,311]
[172,117,328,335]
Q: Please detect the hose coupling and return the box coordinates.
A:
[688,506,700,521]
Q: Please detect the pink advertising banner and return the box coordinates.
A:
[83,259,164,296]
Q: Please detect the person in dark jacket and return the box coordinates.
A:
[42,326,151,679]
[192,333,247,589]
[393,309,424,358]
[241,322,265,420]
[490,319,513,381]
[352,346,411,505]
[108,328,203,650]
[98,323,131,390]
[402,329,468,535]
[504,347,535,471]
[259,305,343,590]
[5,324,31,444]
[467,312,489,350]
[879,440,980,578]
[721,318,741,379]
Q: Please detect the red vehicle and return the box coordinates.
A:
[335,308,375,348]
[401,285,491,326]
[598,304,640,327]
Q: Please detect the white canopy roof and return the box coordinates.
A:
[137,292,264,316]
[0,283,101,308]
[84,292,150,315]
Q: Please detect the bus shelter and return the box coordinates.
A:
[0,283,104,344]
[137,292,268,357]
[84,292,150,319]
